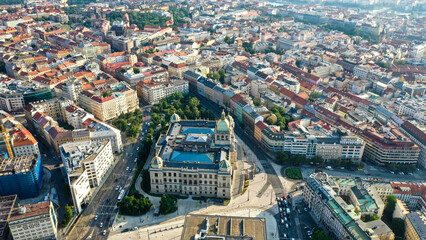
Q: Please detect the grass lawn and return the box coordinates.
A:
[285,167,302,180]
[60,24,71,30]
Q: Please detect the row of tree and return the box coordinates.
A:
[112,109,143,138]
[276,151,324,166]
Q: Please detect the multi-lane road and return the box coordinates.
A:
[67,106,152,240]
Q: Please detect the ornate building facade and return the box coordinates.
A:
[149,111,237,199]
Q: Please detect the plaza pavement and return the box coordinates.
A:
[108,140,294,240]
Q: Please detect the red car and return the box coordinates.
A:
[283,195,287,200]
[280,213,284,218]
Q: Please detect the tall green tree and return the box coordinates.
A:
[117,195,152,216]
[390,218,405,239]
[113,119,127,132]
[276,151,289,164]
[62,205,74,227]
[224,36,233,44]
[159,195,177,215]
[311,228,330,240]
[383,195,397,223]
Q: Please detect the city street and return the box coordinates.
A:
[65,106,152,240]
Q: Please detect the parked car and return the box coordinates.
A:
[99,222,103,228]
[101,230,106,236]
[94,215,98,221]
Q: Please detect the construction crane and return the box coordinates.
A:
[1,125,14,158]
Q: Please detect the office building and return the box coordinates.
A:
[181,214,267,240]
[0,195,17,240]
[9,201,58,240]
[60,140,113,213]
[358,124,420,166]
[303,172,389,240]
[0,80,53,113]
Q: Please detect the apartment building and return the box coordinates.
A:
[9,201,57,240]
[136,78,189,104]
[78,82,138,121]
[275,76,300,93]
[24,97,73,123]
[168,62,189,79]
[117,65,168,86]
[404,212,426,240]
[303,172,390,240]
[149,112,237,199]
[27,104,123,154]
[0,110,40,158]
[56,80,83,102]
[96,51,137,71]
[60,140,113,213]
[261,122,364,163]
[64,105,95,130]
[391,182,426,211]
